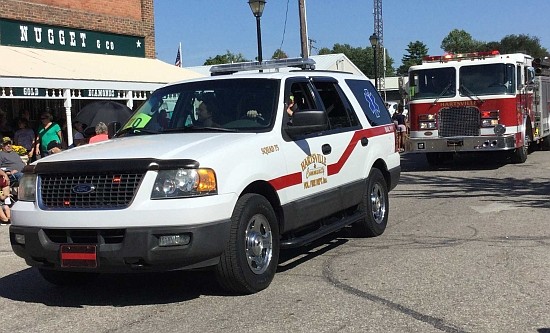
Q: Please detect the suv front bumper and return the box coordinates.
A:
[9,220,231,272]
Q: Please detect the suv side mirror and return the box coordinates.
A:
[284,110,328,138]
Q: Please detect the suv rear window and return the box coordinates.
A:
[346,79,392,126]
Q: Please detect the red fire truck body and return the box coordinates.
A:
[407,51,550,165]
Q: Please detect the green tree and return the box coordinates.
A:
[318,43,394,77]
[441,29,484,53]
[204,50,249,65]
[498,34,549,58]
[397,41,428,76]
[479,41,502,52]
[271,49,288,59]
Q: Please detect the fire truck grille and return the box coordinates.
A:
[40,173,145,209]
[438,107,480,137]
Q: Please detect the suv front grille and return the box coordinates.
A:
[40,173,145,209]
[44,229,125,244]
[438,107,480,137]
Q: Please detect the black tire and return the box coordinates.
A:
[215,194,279,294]
[38,268,98,286]
[511,133,530,164]
[353,168,389,237]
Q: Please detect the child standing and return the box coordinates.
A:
[0,169,10,225]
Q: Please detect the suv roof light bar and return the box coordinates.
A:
[210,57,316,75]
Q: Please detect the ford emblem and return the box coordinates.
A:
[72,184,95,194]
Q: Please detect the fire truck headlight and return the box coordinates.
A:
[481,119,499,127]
[494,124,506,135]
[419,122,436,129]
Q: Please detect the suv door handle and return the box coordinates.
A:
[322,144,332,155]
[361,137,369,147]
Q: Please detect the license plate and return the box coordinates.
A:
[60,244,97,268]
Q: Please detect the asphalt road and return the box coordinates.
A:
[1,151,549,333]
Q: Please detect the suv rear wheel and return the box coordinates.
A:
[216,194,280,294]
[353,168,388,237]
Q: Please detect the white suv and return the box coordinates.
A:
[11,58,400,294]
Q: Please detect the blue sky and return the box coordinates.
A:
[154,0,550,68]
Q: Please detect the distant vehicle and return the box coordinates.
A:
[407,51,550,165]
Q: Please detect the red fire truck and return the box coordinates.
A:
[407,51,550,165]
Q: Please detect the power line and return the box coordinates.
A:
[279,0,291,52]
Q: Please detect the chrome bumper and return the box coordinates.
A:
[407,135,517,153]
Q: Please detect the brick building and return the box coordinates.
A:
[0,0,201,146]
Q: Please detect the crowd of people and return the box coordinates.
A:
[0,109,111,162]
[0,108,112,225]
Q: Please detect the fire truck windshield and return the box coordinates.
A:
[459,63,515,96]
[409,68,456,100]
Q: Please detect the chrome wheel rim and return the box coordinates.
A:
[245,214,273,274]
[370,183,386,224]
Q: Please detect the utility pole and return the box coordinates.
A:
[373,0,385,96]
[298,0,308,58]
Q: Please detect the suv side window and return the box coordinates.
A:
[312,79,358,130]
[281,79,320,130]
[345,79,392,126]
[288,81,317,110]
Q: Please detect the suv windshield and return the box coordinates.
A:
[120,78,279,134]
[459,63,515,96]
[409,67,456,100]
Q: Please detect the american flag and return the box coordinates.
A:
[175,46,181,67]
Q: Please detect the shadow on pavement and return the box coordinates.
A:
[0,267,222,307]
[400,151,509,172]
[0,231,352,306]
[396,151,550,209]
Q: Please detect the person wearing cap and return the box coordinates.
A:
[0,137,25,182]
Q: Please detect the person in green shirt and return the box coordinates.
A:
[29,112,63,159]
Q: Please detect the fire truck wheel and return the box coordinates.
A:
[511,133,530,163]
[353,168,388,237]
[215,193,279,295]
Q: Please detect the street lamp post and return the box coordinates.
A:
[369,33,379,90]
[248,0,266,65]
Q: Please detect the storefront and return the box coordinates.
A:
[0,18,203,146]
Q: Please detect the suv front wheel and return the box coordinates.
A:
[215,193,280,294]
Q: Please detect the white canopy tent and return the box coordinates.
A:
[0,45,204,145]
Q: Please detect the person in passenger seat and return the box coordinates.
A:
[195,101,219,127]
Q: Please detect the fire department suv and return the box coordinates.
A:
[407,51,550,165]
[10,58,400,294]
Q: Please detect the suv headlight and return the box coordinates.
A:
[151,168,217,199]
[18,173,37,201]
